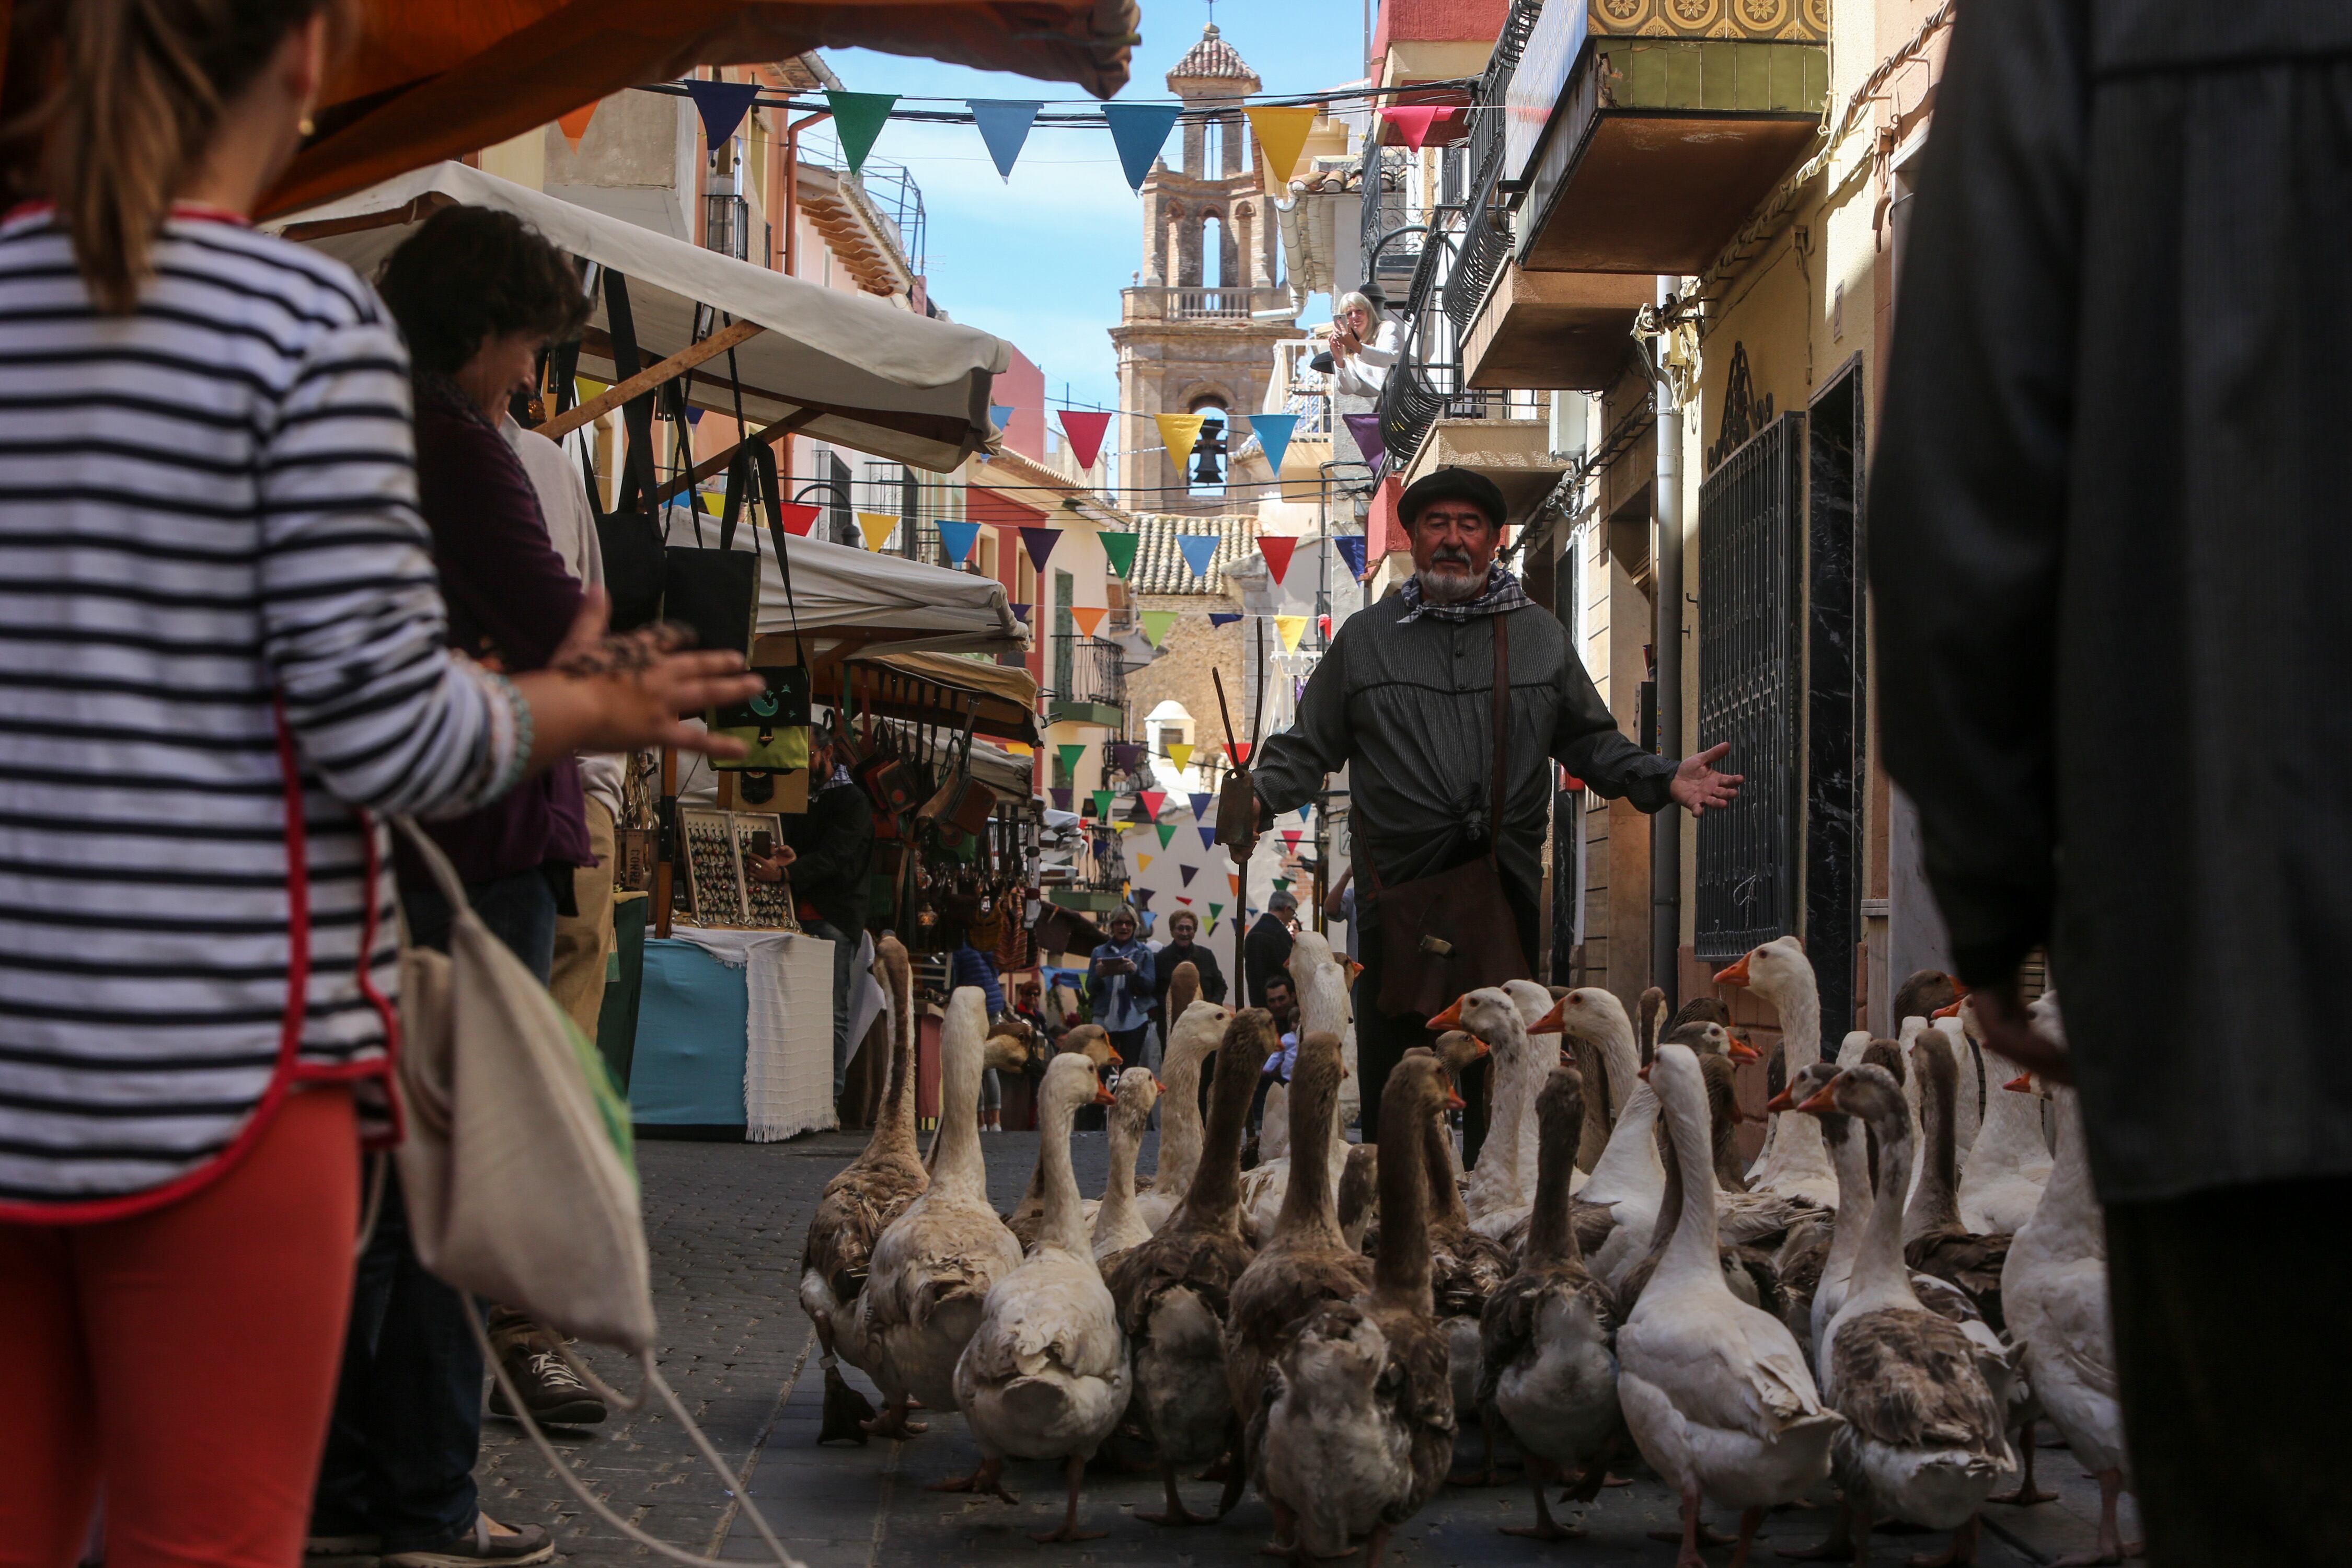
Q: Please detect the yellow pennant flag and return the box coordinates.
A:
[1154,412,1207,464]
[1274,614,1308,652]
[856,512,899,551]
[1245,106,1320,185]
[699,490,724,516]
[1137,854,1154,872]
[1166,741,1195,771]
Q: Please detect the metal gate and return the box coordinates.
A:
[1695,411,1805,963]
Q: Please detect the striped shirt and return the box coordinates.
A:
[0,206,515,1219]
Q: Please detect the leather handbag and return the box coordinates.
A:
[1364,613,1529,1018]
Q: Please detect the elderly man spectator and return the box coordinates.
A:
[1236,466,1739,1156]
[1244,889,1298,1009]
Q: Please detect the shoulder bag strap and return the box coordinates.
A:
[1488,609,1509,863]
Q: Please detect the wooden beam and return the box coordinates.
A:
[540,317,765,441]
[651,406,822,509]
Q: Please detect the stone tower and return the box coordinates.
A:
[1109,24,1297,516]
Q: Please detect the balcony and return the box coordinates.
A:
[1046,635,1126,730]
[1510,0,1828,275]
[1462,262,1655,389]
[1120,284,1293,325]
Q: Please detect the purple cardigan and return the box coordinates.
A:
[401,376,591,885]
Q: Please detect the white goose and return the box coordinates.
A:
[1427,987,1557,1241]
[856,988,1024,1432]
[940,1052,1131,1542]
[1718,937,1840,1209]
[1794,1064,2011,1567]
[1091,1065,1162,1263]
[1958,1010,2054,1237]
[2000,993,2139,1567]
[1133,999,1233,1233]
[1617,1043,1840,1567]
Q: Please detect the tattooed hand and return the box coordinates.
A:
[529,592,762,759]
[552,615,697,679]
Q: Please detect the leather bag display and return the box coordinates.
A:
[1364,613,1530,1018]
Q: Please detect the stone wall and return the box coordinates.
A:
[1125,592,1246,760]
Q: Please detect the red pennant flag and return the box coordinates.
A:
[1057,409,1112,471]
[1259,535,1297,585]
[1381,105,1448,150]
[775,502,822,537]
[1225,742,1252,766]
[1282,829,1302,850]
[1177,895,1194,905]
[1139,789,1166,820]
[1317,614,1332,640]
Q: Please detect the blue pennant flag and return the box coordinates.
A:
[989,403,1014,430]
[684,79,762,150]
[1176,533,1220,578]
[1187,791,1213,818]
[1102,102,1183,192]
[1334,534,1368,580]
[1198,825,1219,850]
[969,99,1042,180]
[937,519,980,564]
[1297,804,1313,821]
[1249,412,1299,472]
[1208,612,1242,628]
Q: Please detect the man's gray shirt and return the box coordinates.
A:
[1251,595,1674,923]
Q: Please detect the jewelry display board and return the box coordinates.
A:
[678,807,800,931]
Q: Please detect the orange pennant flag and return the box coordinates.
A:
[557,101,599,152]
[1071,605,1107,637]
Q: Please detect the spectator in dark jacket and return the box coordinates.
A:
[753,726,873,1101]
[1151,909,1228,1023]
[1244,889,1299,1008]
[949,936,1007,1131]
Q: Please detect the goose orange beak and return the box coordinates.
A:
[1730,1037,1761,1063]
[2004,1073,2034,1093]
[1149,1073,1163,1092]
[1766,1085,1797,1112]
[1343,958,1365,983]
[1637,1063,1653,1082]
[1445,1086,1466,1111]
[1428,997,1467,1031]
[1470,1037,1491,1059]
[1530,997,1567,1034]
[1105,1048,1124,1067]
[1794,1081,1841,1114]
[1094,1083,1117,1106]
[1714,952,1753,987]
[1932,1000,1963,1019]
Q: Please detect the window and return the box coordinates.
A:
[1052,569,1075,696]
[1202,213,1224,288]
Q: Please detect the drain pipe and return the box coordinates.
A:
[1650,276,1685,1005]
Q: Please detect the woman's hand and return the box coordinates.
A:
[514,591,766,765]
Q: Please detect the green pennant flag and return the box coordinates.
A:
[1090,788,1112,819]
[1056,742,1087,776]
[826,91,898,174]
[1273,877,1292,891]
[1139,609,1178,648]
[1209,902,1224,920]
[1157,823,1177,847]
[1100,531,1139,579]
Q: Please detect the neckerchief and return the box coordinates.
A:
[1398,562,1531,623]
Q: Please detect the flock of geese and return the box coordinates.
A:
[797,931,2134,1566]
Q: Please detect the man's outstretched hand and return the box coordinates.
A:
[1669,742,1743,816]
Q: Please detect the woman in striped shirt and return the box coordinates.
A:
[0,4,760,1563]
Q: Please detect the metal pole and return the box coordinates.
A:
[1650,277,1684,1005]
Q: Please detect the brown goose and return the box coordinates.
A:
[1401,1042,1514,1486]
[1222,1029,1373,1475]
[1256,1052,1456,1568]
[1904,1038,2012,1332]
[1101,1008,1270,1527]
[1480,1062,1623,1541]
[799,934,926,1444]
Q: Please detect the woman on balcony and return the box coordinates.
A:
[1325,290,1403,397]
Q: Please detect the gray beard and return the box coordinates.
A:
[1416,563,1484,604]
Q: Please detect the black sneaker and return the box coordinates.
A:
[382,1515,551,1567]
[487,1339,607,1425]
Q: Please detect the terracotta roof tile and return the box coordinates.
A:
[1129,512,1257,595]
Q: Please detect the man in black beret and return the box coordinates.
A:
[1232,466,1740,1154]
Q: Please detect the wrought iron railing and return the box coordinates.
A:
[1358,142,1419,297]
[1048,635,1126,712]
[702,193,749,260]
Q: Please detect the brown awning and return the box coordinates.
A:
[840,650,1039,744]
[252,0,1138,217]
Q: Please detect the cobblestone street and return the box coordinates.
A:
[472,1131,2139,1567]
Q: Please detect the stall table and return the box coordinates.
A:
[627,929,844,1140]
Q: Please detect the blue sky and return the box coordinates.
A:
[823,2,1369,426]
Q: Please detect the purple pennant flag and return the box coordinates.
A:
[1208,612,1242,628]
[1050,786,1071,810]
[1342,411,1388,470]
[1334,534,1368,580]
[1111,742,1145,774]
[1009,602,1032,624]
[1180,864,1198,885]
[684,79,762,148]
[1198,825,1219,850]
[1132,887,1156,910]
[1187,791,1212,818]
[1019,526,1060,572]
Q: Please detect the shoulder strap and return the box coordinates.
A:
[1488,610,1509,863]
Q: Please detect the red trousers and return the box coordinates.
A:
[0,1088,360,1568]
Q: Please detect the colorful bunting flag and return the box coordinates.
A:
[684,79,760,149]
[937,519,980,564]
[557,101,599,151]
[968,98,1041,180]
[1140,790,1166,820]
[1157,823,1178,848]
[1243,105,1320,183]
[1208,612,1242,628]
[856,512,898,551]
[1198,826,1218,850]
[1019,526,1060,571]
[1100,532,1139,578]
[1228,873,1241,895]
[825,91,898,174]
[1140,610,1178,649]
[1177,533,1221,578]
[1180,864,1198,885]
[1154,411,1207,463]
[1282,829,1302,850]
[1274,614,1307,652]
[1050,786,1071,810]
[1342,412,1388,468]
[1226,742,1252,766]
[1057,409,1112,470]
[1260,535,1298,585]
[1137,854,1154,872]
[1209,902,1225,920]
[1090,789,1113,819]
[776,502,821,537]
[1102,102,1183,191]
[1250,411,1299,472]
[1056,742,1087,776]
[1318,614,1333,641]
[1188,792,1212,818]
[1273,876,1292,892]
[1070,605,1106,637]
[1335,534,1369,579]
[1129,795,1156,824]
[1166,740,1195,770]
[1133,888,1156,909]
[1009,602,1032,624]
[1177,895,1194,906]
[1297,804,1313,821]
[989,403,1014,430]
[1380,105,1449,152]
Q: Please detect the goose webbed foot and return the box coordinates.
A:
[1029,1455,1106,1542]
[927,1456,1017,1504]
[2047,1470,2142,1565]
[1990,1422,2058,1504]
[1726,1505,1769,1568]
[1652,1524,1740,1549]
[1664,1485,1714,1568]
[1907,1513,1981,1567]
[860,1399,928,1439]
[817,1363,877,1445]
[1137,1461,1210,1527]
[1362,1522,1394,1568]
[1502,1458,1586,1540]
[1779,1501,1861,1561]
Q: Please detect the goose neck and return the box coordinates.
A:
[1157,1029,1210,1191]
[1374,1090,1435,1311]
[1656,1065,1723,1279]
[931,1011,988,1200]
[1853,1109,1916,1299]
[1036,1073,1092,1257]
[1179,1032,1263,1227]
[1821,1114,1873,1276]
[870,962,918,1162]
[1525,1100,1583,1266]
[1273,1045,1343,1248]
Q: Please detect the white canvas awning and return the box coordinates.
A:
[272,160,1008,471]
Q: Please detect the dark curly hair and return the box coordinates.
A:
[375,204,590,377]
